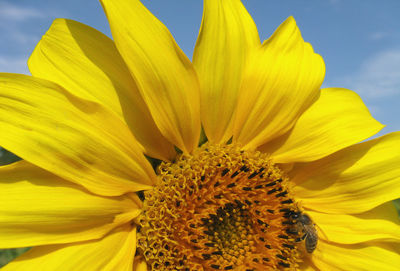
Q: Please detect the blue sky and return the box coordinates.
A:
[0,0,399,136]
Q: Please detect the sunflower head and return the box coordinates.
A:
[136,144,311,270]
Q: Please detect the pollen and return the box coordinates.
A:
[136,143,306,270]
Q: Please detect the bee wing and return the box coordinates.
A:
[304,227,318,253]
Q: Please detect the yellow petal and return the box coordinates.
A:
[193,0,260,143]
[133,257,148,271]
[261,88,384,163]
[308,202,400,245]
[0,73,156,196]
[100,0,201,153]
[28,18,175,161]
[2,224,136,271]
[299,266,317,271]
[0,160,140,248]
[293,132,400,214]
[233,17,325,149]
[299,259,318,271]
[312,241,400,271]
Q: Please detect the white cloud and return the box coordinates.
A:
[335,49,400,98]
[0,2,45,22]
[8,31,39,44]
[0,2,49,45]
[0,55,29,74]
[369,32,389,41]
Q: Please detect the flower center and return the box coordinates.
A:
[137,144,313,270]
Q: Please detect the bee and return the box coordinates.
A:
[290,211,318,253]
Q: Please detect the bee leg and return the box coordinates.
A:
[295,233,307,242]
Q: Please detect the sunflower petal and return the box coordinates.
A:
[308,202,400,244]
[261,88,383,163]
[193,0,260,143]
[312,241,400,271]
[293,132,400,214]
[28,18,175,161]
[0,160,140,248]
[233,17,325,149]
[2,224,136,271]
[133,257,148,271]
[0,73,156,196]
[100,0,201,153]
[299,259,318,271]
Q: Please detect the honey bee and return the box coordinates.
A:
[290,211,318,253]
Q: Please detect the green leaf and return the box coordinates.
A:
[0,147,20,165]
[0,248,30,267]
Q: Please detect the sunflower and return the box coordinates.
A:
[1,0,399,270]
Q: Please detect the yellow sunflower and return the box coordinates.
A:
[1,0,399,270]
